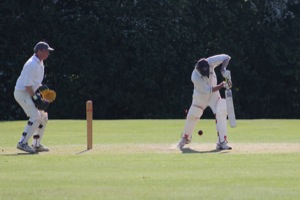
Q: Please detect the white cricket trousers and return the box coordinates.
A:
[14,90,48,145]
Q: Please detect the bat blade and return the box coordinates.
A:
[225,88,236,127]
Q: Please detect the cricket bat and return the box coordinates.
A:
[225,80,236,128]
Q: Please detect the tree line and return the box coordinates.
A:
[0,0,299,120]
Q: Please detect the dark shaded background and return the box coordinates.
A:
[1,0,299,120]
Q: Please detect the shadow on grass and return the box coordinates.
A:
[181,148,229,154]
[76,149,92,155]
[0,152,38,156]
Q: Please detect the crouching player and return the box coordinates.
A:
[177,54,233,150]
[14,41,54,153]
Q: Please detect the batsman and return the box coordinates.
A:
[177,54,233,150]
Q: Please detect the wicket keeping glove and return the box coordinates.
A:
[32,93,50,110]
[38,85,56,103]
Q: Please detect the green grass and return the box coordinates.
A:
[0,119,300,200]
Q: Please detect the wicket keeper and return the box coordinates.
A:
[14,41,54,153]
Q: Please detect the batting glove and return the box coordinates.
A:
[224,83,232,89]
[221,69,231,80]
[224,81,232,89]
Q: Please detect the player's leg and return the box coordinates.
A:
[177,104,204,149]
[215,99,231,149]
[14,90,42,153]
[32,111,49,152]
[209,93,232,150]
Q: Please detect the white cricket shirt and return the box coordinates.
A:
[191,54,231,105]
[15,55,44,92]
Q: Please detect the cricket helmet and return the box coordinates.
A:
[196,59,210,78]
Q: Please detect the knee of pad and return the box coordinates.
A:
[216,99,227,116]
[41,112,48,123]
[29,113,43,123]
[187,105,203,120]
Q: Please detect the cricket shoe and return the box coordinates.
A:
[176,135,191,149]
[216,141,232,150]
[32,144,49,152]
[17,142,36,153]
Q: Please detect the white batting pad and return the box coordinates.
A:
[182,105,203,140]
[32,111,48,147]
[216,99,228,143]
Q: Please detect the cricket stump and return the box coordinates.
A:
[86,100,93,150]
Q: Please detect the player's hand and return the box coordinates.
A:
[221,69,231,79]
[225,79,232,89]
[217,82,226,90]
[32,93,49,110]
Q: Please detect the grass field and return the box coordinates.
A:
[0,119,300,200]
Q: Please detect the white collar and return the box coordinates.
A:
[33,54,43,65]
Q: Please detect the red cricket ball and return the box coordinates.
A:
[198,130,203,136]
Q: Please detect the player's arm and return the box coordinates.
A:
[206,54,231,69]
[219,55,231,80]
[23,64,40,96]
[220,56,231,72]
[25,86,35,97]
[212,82,226,92]
[206,54,231,78]
[26,85,49,110]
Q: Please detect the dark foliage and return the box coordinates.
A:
[1,0,299,120]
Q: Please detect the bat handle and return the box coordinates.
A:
[225,78,231,90]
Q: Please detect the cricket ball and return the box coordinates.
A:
[198,130,203,136]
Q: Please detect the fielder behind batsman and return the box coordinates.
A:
[177,54,233,150]
[14,41,56,153]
